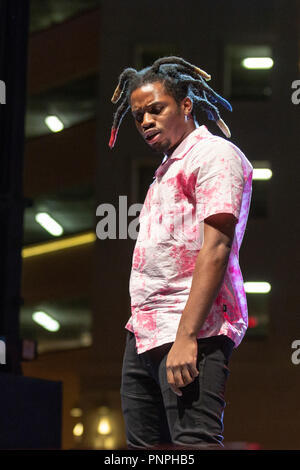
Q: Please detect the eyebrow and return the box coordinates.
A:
[131,101,165,114]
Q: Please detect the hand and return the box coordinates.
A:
[166,334,199,397]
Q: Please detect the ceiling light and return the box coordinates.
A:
[32,311,60,332]
[22,231,96,258]
[45,115,64,132]
[241,57,274,70]
[35,212,64,236]
[70,408,83,418]
[244,282,271,294]
[97,417,112,435]
[253,168,273,180]
[73,423,84,437]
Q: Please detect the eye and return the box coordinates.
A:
[133,112,143,123]
[151,105,164,114]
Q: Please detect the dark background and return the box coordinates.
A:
[1,0,299,450]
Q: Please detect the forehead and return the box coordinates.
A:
[130,81,173,110]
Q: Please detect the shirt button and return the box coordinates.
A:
[135,308,139,312]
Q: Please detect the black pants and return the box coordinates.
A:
[120,331,234,450]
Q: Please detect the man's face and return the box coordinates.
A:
[130,81,193,155]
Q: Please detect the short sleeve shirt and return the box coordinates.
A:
[126,125,253,354]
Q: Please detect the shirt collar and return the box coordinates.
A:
[154,125,212,179]
[167,125,212,161]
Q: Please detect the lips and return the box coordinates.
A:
[144,129,161,144]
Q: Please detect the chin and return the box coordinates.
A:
[151,145,165,154]
[151,139,171,155]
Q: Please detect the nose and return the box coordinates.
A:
[141,112,155,129]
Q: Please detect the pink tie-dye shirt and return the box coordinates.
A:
[126,125,253,354]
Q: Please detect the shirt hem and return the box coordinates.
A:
[125,328,244,354]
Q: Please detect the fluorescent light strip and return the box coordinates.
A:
[35,212,64,236]
[22,231,96,258]
[244,282,271,294]
[45,115,64,132]
[32,311,60,332]
[242,57,274,70]
[253,168,273,180]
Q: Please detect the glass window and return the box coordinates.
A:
[134,44,179,69]
[25,74,99,139]
[248,160,272,219]
[29,0,100,34]
[224,45,273,100]
[249,181,268,218]
[245,293,269,338]
[23,183,95,245]
[20,296,92,354]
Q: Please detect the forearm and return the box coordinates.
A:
[176,245,231,340]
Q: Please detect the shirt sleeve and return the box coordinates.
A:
[193,140,245,223]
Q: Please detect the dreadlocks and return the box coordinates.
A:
[109,56,232,149]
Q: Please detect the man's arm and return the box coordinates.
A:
[166,212,237,396]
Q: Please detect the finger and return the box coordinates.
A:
[180,366,196,386]
[169,384,182,397]
[166,368,183,396]
[188,362,199,379]
[166,366,174,385]
[173,368,186,388]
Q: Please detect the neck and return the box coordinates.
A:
[165,120,197,157]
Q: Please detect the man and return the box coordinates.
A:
[109,57,253,449]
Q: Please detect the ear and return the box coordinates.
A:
[182,96,193,115]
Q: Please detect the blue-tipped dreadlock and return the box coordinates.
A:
[109,56,232,149]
